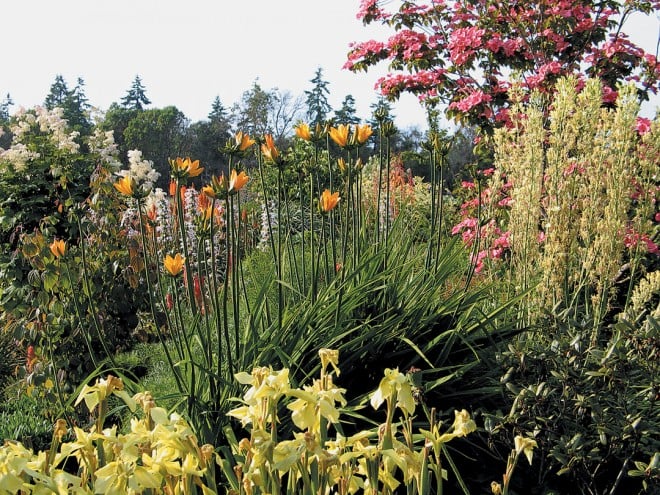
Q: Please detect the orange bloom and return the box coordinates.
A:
[203,174,229,200]
[319,189,340,213]
[229,170,249,194]
[50,239,66,258]
[353,124,373,145]
[294,123,312,141]
[201,185,215,199]
[114,176,135,197]
[170,157,203,179]
[329,124,350,148]
[198,190,211,211]
[164,253,184,276]
[235,131,255,152]
[169,180,177,196]
[261,134,280,163]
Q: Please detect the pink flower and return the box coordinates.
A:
[449,90,492,113]
[636,117,652,136]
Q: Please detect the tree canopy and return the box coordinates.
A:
[346,0,660,131]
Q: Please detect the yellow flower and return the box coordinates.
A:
[319,348,340,376]
[370,368,415,416]
[170,157,203,180]
[229,169,249,194]
[114,175,135,197]
[74,375,134,413]
[514,435,537,465]
[319,189,340,214]
[164,253,184,277]
[353,124,373,145]
[329,124,350,148]
[337,157,347,174]
[294,122,312,141]
[50,239,66,258]
[201,185,215,199]
[261,134,281,164]
[203,174,229,200]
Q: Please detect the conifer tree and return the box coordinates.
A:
[304,67,332,127]
[334,94,360,125]
[121,75,151,110]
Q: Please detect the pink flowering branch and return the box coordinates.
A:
[346,0,660,130]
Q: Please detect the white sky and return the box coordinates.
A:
[2,1,659,130]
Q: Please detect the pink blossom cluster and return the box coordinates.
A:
[623,227,659,255]
[449,90,492,113]
[356,0,390,22]
[526,61,563,89]
[448,26,485,66]
[344,40,387,71]
[636,117,652,135]
[387,30,433,61]
[451,174,521,273]
[346,0,660,130]
[485,35,522,57]
[376,69,447,98]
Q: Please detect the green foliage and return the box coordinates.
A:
[0,327,21,392]
[0,393,53,452]
[123,106,190,189]
[492,311,660,494]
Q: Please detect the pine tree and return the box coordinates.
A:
[304,67,332,127]
[0,93,12,122]
[121,75,151,110]
[208,96,228,123]
[44,75,70,109]
[334,94,360,125]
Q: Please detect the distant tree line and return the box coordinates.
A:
[1,69,476,189]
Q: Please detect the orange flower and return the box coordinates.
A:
[229,170,249,194]
[319,189,340,213]
[261,134,280,163]
[294,123,312,141]
[114,176,135,197]
[329,124,350,148]
[169,180,177,196]
[164,253,184,276]
[170,157,203,179]
[353,124,373,145]
[201,185,215,199]
[203,174,229,200]
[235,131,255,152]
[50,239,66,258]
[198,190,211,211]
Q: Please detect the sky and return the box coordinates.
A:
[2,1,659,130]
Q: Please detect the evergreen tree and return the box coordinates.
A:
[208,96,228,123]
[121,75,151,110]
[44,75,70,109]
[0,94,12,149]
[0,93,12,122]
[304,67,332,127]
[185,96,233,177]
[368,97,397,152]
[44,75,92,138]
[334,94,360,125]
